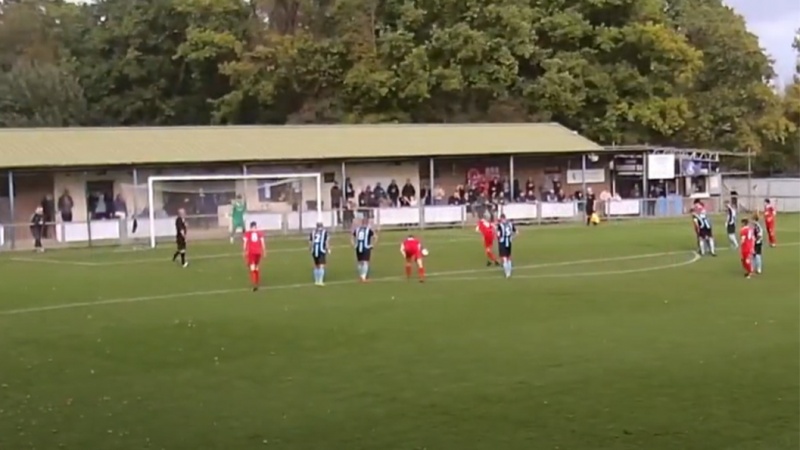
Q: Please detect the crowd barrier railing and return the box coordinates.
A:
[1,195,796,250]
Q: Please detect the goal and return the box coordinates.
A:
[144,173,324,248]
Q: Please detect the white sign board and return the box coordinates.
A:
[647,154,675,180]
[566,169,606,184]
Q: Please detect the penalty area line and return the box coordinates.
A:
[430,252,701,282]
[2,243,796,317]
[0,250,689,317]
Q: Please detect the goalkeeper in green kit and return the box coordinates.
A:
[230,196,246,243]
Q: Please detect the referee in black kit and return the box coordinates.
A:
[585,187,597,226]
[172,208,188,267]
[30,206,45,252]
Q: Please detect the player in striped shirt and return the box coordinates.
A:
[496,214,517,278]
[751,214,765,274]
[309,223,330,286]
[724,200,738,249]
[692,211,716,256]
[352,219,377,282]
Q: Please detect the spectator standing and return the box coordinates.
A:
[114,194,128,218]
[358,186,369,208]
[41,195,55,238]
[30,206,45,252]
[344,178,355,202]
[58,190,74,222]
[433,185,445,205]
[525,178,535,200]
[401,179,416,202]
[387,180,400,206]
[330,182,342,210]
[373,182,386,203]
[419,183,430,206]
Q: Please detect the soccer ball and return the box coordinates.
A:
[421,248,429,256]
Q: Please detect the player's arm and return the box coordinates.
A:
[261,234,266,253]
[399,243,405,255]
[242,235,248,253]
[350,229,356,247]
[371,230,378,246]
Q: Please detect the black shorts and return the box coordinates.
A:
[312,253,327,266]
[754,242,762,255]
[698,228,712,239]
[726,224,736,235]
[498,244,512,258]
[356,249,371,262]
[176,237,186,251]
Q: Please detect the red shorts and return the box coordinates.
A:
[740,250,752,260]
[404,250,421,261]
[483,236,494,247]
[247,253,262,266]
[765,221,775,229]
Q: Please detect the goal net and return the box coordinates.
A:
[120,173,325,248]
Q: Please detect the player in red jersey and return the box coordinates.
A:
[476,214,499,266]
[400,235,425,282]
[739,218,755,278]
[243,221,265,291]
[763,199,777,247]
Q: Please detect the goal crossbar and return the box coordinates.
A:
[147,172,323,248]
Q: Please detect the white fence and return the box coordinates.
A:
[2,193,794,248]
[723,178,800,212]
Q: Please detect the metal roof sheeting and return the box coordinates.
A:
[0,123,604,169]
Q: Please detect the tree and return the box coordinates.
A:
[0,60,88,127]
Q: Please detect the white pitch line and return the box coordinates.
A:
[2,243,797,317]
[9,257,97,267]
[0,250,688,316]
[8,235,481,267]
[430,252,701,282]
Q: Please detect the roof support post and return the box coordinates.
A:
[7,170,15,250]
[132,167,139,217]
[241,163,249,206]
[428,157,435,203]
[642,151,649,204]
[581,153,587,216]
[508,155,515,203]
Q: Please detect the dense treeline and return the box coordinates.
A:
[0,0,797,172]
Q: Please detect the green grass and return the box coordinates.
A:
[0,218,798,450]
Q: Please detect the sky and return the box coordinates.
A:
[725,0,799,82]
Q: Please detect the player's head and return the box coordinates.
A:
[741,218,749,226]
[249,221,257,229]
[499,214,507,221]
[178,208,186,217]
[764,198,771,205]
[316,222,323,229]
[361,217,370,226]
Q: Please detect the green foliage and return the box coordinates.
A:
[0,60,88,126]
[0,0,795,171]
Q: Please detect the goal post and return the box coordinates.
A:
[145,172,323,248]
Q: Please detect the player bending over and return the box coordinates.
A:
[172,208,189,267]
[352,219,376,282]
[310,222,330,286]
[751,214,765,274]
[692,210,716,256]
[739,218,755,278]
[763,199,777,247]
[243,222,265,291]
[400,235,425,282]
[476,214,500,266]
[230,196,247,244]
[496,214,517,278]
[724,200,738,249]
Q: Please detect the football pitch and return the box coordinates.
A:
[0,218,798,450]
